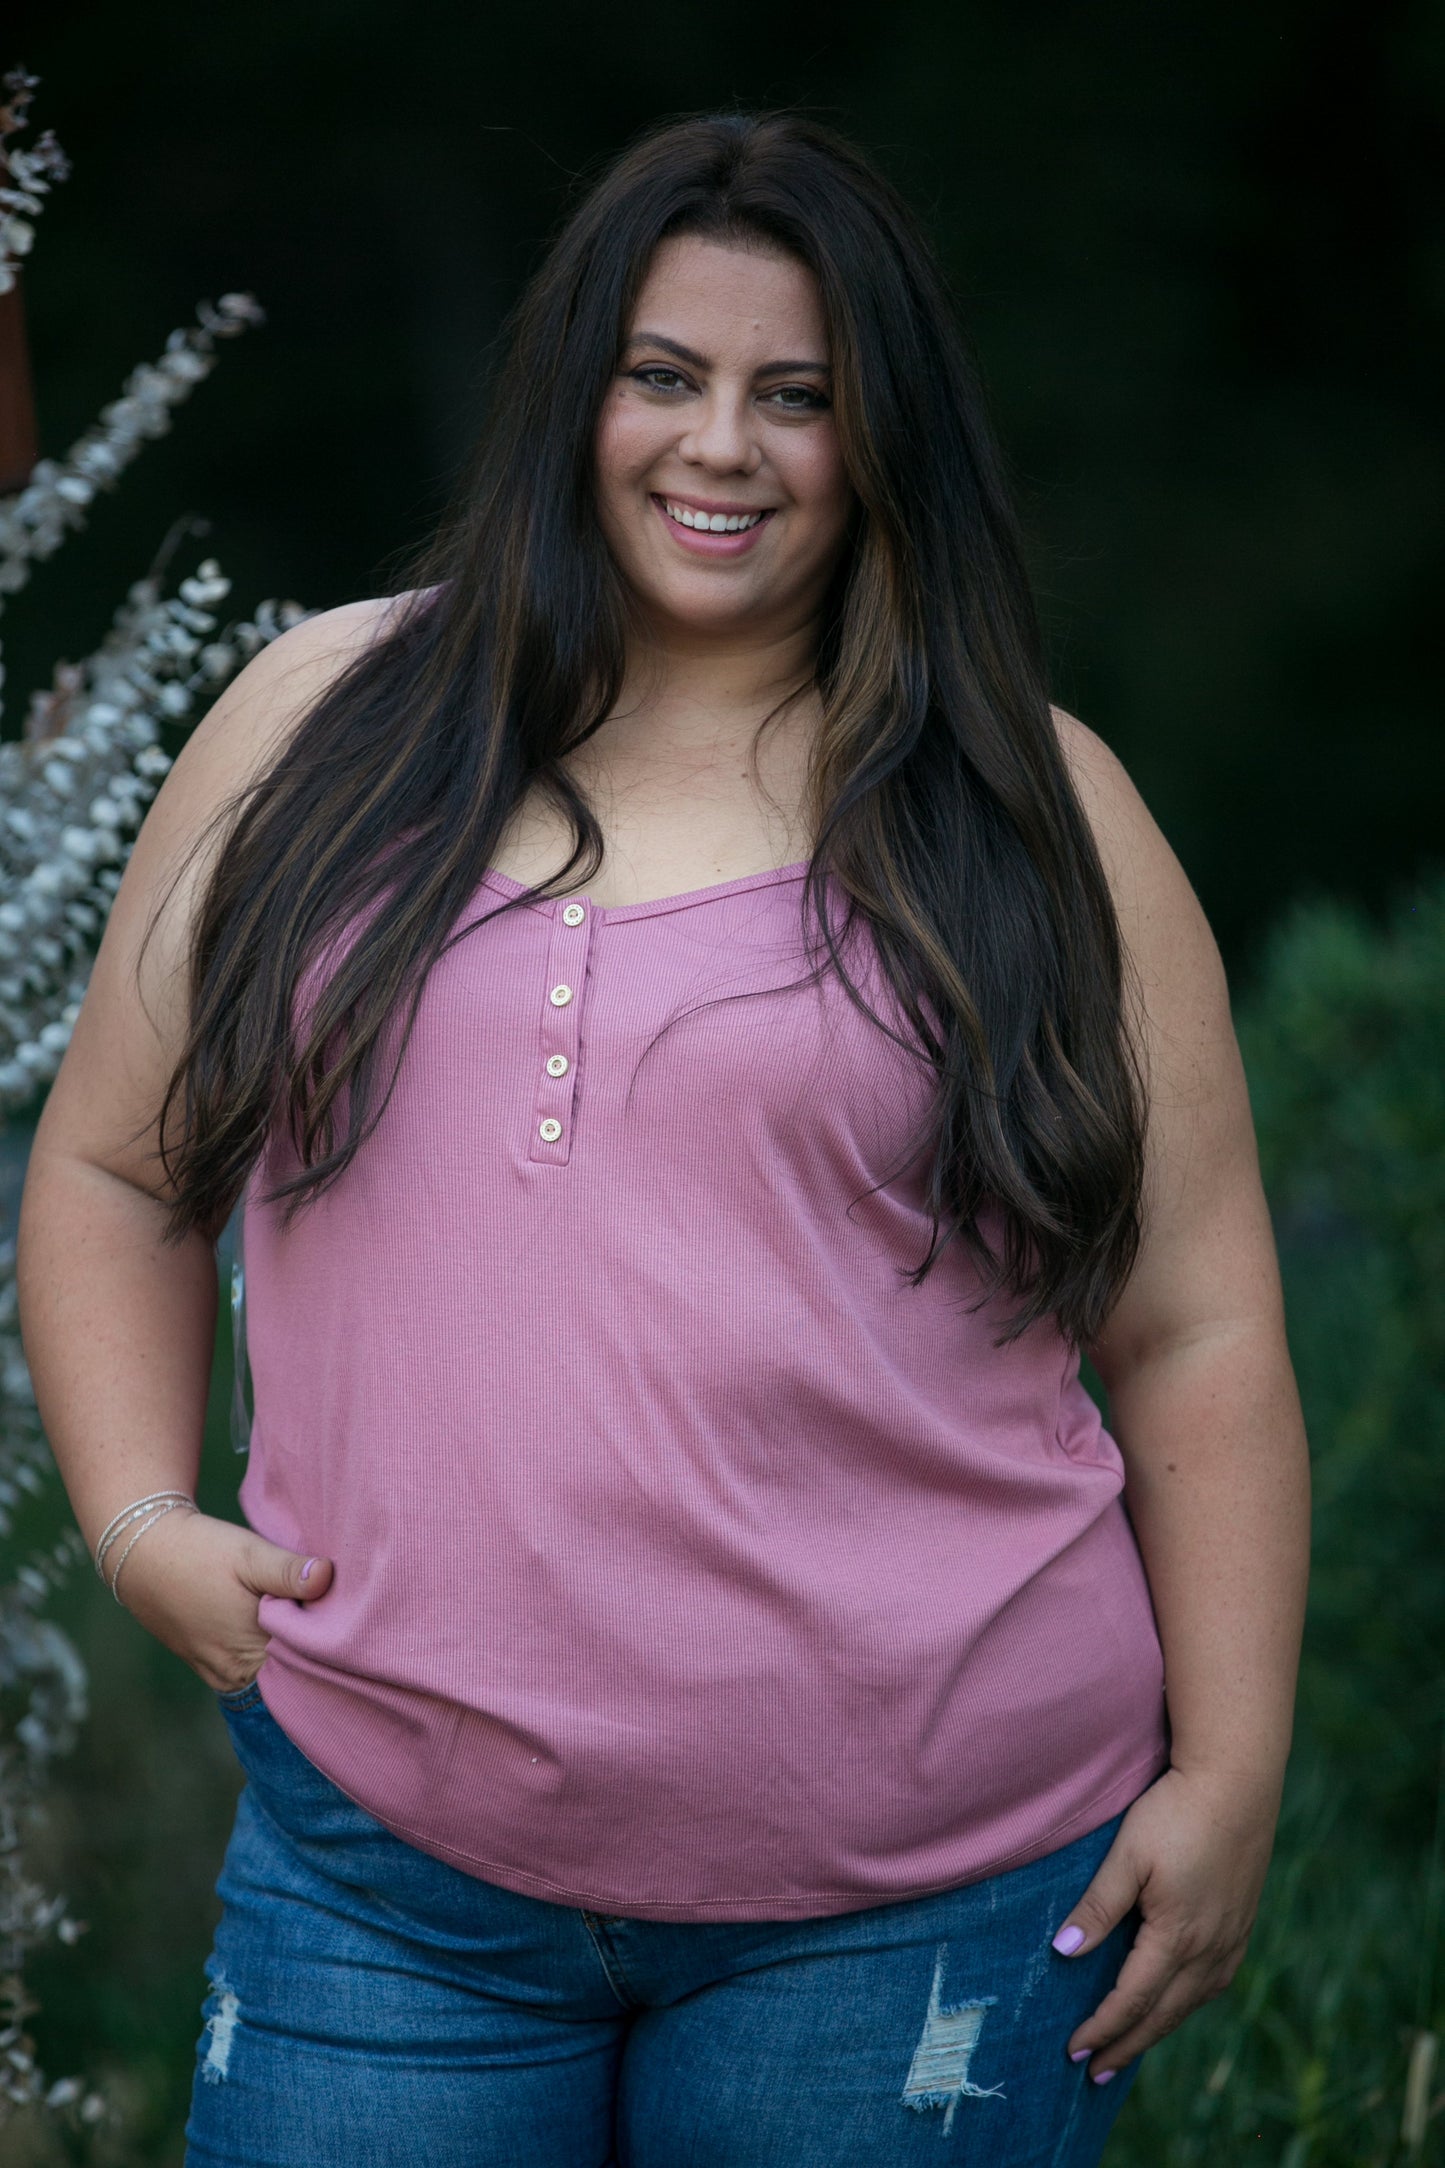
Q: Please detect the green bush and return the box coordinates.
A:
[1112,872,1445,2165]
[1240,875,1445,1844]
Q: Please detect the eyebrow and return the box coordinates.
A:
[621,332,830,376]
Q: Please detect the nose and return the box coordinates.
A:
[676,387,762,476]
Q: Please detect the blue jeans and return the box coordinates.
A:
[185,1684,1147,2166]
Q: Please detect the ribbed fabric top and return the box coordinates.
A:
[238,861,1168,1921]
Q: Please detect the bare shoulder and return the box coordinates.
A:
[131,591,414,936]
[176,593,403,795]
[1048,702,1255,1254]
[1050,704,1228,1015]
[1052,706,1167,925]
[1046,733,1278,1358]
[126,590,419,904]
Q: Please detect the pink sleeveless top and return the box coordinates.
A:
[238,862,1168,1921]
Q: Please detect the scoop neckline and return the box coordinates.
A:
[479,860,811,921]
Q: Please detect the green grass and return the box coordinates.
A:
[1111,1748,1445,2166]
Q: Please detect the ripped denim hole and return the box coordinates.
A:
[201,1972,240,2084]
[901,1943,1005,2134]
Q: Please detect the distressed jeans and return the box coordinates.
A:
[185,1685,1146,2166]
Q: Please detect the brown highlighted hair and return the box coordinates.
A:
[153,108,1144,1348]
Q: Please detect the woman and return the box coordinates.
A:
[17,110,1310,2166]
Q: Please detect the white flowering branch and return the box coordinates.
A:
[0,561,307,2128]
[0,292,266,609]
[0,67,71,297]
[0,64,310,2135]
[0,560,308,1108]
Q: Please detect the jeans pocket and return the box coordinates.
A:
[214,1682,385,1853]
[215,1676,266,1714]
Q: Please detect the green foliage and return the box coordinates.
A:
[1108,873,1445,2163]
[1240,874,1445,1844]
[1113,1752,1444,2166]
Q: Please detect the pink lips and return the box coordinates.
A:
[649,495,774,558]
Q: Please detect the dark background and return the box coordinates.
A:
[4,0,1442,970]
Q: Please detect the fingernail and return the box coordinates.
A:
[1069,2048,1091,2064]
[1052,1924,1087,1955]
[1092,2069,1116,2085]
[299,1557,318,1582]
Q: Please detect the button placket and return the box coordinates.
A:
[529,900,593,1164]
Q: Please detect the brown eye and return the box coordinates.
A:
[630,367,690,394]
[767,385,830,411]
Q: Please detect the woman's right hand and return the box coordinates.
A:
[110,1507,334,1695]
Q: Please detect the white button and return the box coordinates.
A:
[538,1117,563,1142]
[549,984,573,1007]
[546,1054,569,1077]
[561,902,586,926]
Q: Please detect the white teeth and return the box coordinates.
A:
[663,500,765,534]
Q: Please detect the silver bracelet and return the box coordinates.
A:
[94,1489,196,1584]
[104,1496,198,1603]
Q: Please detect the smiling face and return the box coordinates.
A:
[594,232,855,647]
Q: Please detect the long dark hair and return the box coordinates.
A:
[151,108,1144,1348]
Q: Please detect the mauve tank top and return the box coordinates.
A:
[237,859,1169,1921]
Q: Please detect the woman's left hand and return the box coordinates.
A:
[1053,1763,1281,2083]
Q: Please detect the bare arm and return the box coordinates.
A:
[16,598,392,1682]
[1046,707,1311,2077]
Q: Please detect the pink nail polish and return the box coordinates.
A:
[1053,1924,1086,1955]
[300,1557,318,1582]
[1069,2049,1091,2064]
[1092,2069,1116,2085]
